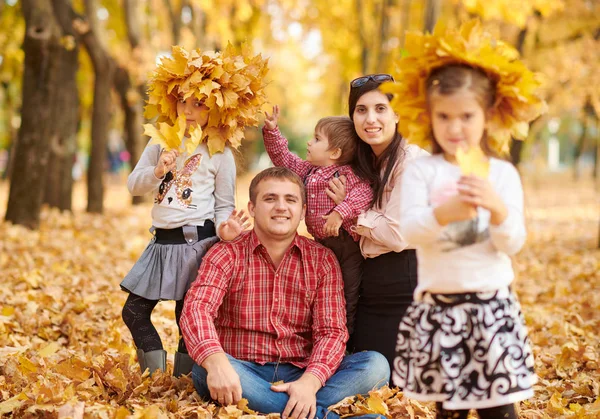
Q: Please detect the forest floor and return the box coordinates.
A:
[0,171,598,418]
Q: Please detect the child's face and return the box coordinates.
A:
[306,129,339,167]
[176,96,209,133]
[430,88,487,163]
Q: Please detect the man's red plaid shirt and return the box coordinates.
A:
[180,230,349,385]
[262,127,373,241]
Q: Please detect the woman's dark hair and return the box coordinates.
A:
[349,79,406,208]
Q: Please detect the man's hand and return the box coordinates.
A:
[218,209,251,241]
[322,211,343,237]
[202,353,243,406]
[326,175,347,205]
[264,105,280,131]
[271,373,322,419]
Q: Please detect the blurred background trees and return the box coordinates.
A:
[0,0,598,228]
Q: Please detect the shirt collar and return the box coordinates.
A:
[249,229,303,255]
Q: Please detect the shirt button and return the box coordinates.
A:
[188,239,193,243]
[311,194,315,198]
[311,210,315,214]
[274,298,279,302]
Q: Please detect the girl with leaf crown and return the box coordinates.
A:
[120,44,268,378]
[382,20,545,419]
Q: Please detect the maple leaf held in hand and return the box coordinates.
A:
[456,146,490,178]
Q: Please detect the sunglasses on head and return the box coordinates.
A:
[350,74,394,88]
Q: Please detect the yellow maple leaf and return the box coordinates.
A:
[143,115,186,151]
[366,393,389,415]
[456,146,490,178]
[37,342,60,358]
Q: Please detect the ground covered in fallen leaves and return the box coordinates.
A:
[0,172,598,418]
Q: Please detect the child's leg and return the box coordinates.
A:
[476,404,517,419]
[173,298,196,377]
[317,230,363,336]
[435,403,469,419]
[122,293,162,351]
[175,298,187,353]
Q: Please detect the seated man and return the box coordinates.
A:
[180,167,389,419]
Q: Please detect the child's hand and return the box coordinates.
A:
[264,105,280,131]
[322,211,343,237]
[326,175,347,205]
[458,175,508,225]
[218,209,251,241]
[433,194,477,226]
[154,149,179,178]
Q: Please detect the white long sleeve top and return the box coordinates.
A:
[127,141,236,231]
[399,154,526,298]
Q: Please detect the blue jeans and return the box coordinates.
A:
[192,351,390,419]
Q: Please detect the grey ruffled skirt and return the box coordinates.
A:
[120,230,219,301]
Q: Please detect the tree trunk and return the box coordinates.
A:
[355,0,368,74]
[376,0,394,73]
[114,67,145,204]
[1,82,18,180]
[5,0,77,228]
[423,0,440,32]
[399,0,412,49]
[164,0,181,45]
[73,0,116,214]
[120,0,147,205]
[44,1,80,211]
[84,37,115,214]
[573,116,588,180]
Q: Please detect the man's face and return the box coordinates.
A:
[248,178,306,241]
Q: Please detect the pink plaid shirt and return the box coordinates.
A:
[263,127,373,241]
[180,230,348,385]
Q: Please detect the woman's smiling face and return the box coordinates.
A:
[352,90,399,157]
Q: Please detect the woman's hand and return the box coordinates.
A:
[154,149,179,178]
[458,175,508,225]
[326,175,347,205]
[264,105,280,131]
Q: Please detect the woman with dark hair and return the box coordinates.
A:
[330,74,428,374]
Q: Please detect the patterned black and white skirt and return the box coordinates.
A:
[392,287,537,410]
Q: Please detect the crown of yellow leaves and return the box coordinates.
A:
[381,19,547,154]
[144,43,269,155]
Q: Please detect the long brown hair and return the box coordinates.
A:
[349,79,406,208]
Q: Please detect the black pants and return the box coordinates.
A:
[317,230,363,335]
[351,249,417,375]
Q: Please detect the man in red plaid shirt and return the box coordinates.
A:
[262,106,373,338]
[181,168,389,419]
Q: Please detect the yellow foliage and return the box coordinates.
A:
[381,19,547,155]
[144,43,269,155]
[0,174,598,418]
[455,0,565,27]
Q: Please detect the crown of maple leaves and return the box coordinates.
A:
[381,19,547,154]
[144,43,269,155]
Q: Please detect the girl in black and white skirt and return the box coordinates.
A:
[384,21,545,419]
